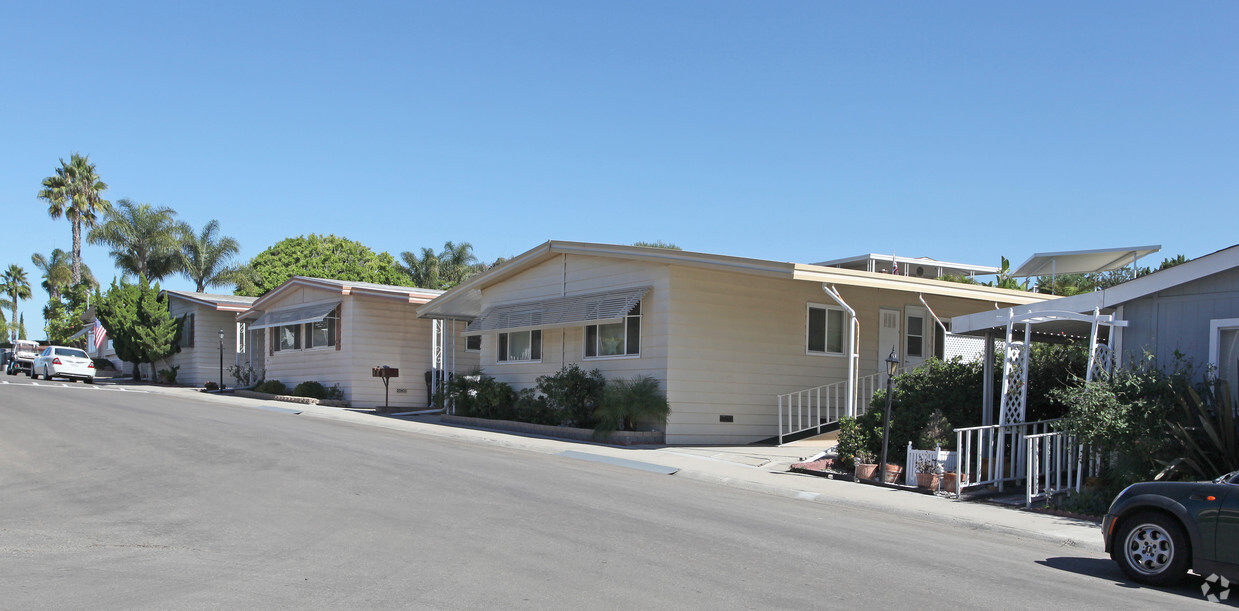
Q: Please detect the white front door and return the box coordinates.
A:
[1211,318,1239,406]
[878,307,901,372]
[904,306,928,370]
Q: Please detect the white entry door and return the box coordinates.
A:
[878,307,901,372]
[904,306,928,370]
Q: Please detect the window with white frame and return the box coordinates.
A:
[807,303,845,355]
[498,329,541,362]
[304,306,339,349]
[906,313,924,358]
[585,302,641,358]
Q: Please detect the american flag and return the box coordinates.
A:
[93,318,107,350]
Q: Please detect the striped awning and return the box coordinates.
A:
[464,287,649,336]
[248,301,341,330]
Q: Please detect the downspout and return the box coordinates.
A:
[918,294,948,335]
[822,284,858,417]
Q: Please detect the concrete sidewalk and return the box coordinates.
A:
[130,381,1106,553]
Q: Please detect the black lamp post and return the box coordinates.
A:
[218,329,225,391]
[879,347,899,485]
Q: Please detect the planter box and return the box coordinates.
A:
[441,415,664,446]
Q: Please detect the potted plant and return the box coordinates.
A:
[854,450,878,481]
[915,457,940,490]
[943,470,967,493]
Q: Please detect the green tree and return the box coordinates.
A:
[1,265,32,343]
[987,256,1029,291]
[397,241,480,290]
[32,249,95,301]
[178,219,243,292]
[632,241,682,250]
[94,276,181,380]
[239,234,409,297]
[37,153,111,284]
[88,199,183,281]
[43,283,91,345]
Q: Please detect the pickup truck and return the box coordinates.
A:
[6,339,42,376]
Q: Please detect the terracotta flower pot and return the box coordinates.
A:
[882,464,903,484]
[943,472,967,493]
[855,463,878,480]
[916,472,940,489]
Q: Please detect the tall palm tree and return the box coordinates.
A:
[178,219,243,292]
[31,249,95,301]
[87,198,183,281]
[438,241,479,287]
[38,153,110,284]
[1,265,32,343]
[398,247,442,289]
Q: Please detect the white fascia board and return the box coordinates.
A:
[792,266,1050,304]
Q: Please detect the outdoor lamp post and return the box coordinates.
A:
[879,347,899,485]
[218,329,225,391]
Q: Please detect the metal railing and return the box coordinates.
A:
[776,370,898,444]
[953,419,1060,496]
[1025,430,1091,508]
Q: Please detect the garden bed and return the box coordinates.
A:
[441,414,664,446]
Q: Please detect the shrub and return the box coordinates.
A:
[917,409,953,450]
[514,388,559,426]
[1158,379,1238,481]
[836,415,878,470]
[537,364,606,428]
[594,375,670,438]
[157,365,180,384]
[254,379,288,395]
[443,371,518,421]
[293,381,329,399]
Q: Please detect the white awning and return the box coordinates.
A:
[248,301,341,330]
[465,287,650,336]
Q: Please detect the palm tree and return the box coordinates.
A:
[398,247,443,289]
[1,265,32,343]
[438,241,479,287]
[87,199,183,281]
[38,153,110,284]
[178,219,243,292]
[31,249,95,301]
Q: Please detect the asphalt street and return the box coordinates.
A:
[0,379,1229,609]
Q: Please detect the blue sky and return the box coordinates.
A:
[2,2,1236,333]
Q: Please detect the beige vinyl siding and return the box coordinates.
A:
[161,299,245,387]
[478,254,671,397]
[259,285,476,408]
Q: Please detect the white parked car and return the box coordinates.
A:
[32,346,96,383]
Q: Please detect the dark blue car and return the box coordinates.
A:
[1103,470,1239,585]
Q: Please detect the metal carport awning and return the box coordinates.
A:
[247,301,341,330]
[464,287,650,336]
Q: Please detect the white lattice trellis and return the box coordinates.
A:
[1000,340,1029,426]
[1088,343,1113,381]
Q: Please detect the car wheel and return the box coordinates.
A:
[1112,511,1190,585]
[85,377,94,385]
[29,368,36,379]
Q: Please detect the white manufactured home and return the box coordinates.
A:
[418,241,1047,445]
[237,277,478,409]
[160,290,258,387]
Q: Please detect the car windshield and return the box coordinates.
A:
[1214,470,1239,485]
[55,348,89,358]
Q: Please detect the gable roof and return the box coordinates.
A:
[243,276,443,318]
[163,290,257,312]
[952,244,1239,335]
[418,241,1048,321]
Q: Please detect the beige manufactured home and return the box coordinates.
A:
[161,290,258,387]
[238,277,477,409]
[418,241,1048,445]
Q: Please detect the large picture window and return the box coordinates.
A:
[177,313,195,348]
[498,329,542,362]
[807,304,845,355]
[585,302,641,358]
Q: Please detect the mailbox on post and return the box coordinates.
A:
[372,366,399,409]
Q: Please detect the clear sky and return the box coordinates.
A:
[2,2,1236,334]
